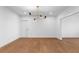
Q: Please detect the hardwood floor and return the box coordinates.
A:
[0,38,79,53]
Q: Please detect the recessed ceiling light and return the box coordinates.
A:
[49,12,53,15]
[24,12,26,15]
[26,6,37,11]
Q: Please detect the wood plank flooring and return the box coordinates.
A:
[0,38,79,53]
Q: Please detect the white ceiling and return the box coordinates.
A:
[6,6,72,17]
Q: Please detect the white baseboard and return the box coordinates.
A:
[0,36,19,48]
[62,36,79,38]
[19,36,57,39]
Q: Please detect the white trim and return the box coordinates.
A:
[20,36,57,38]
[57,16,62,40]
[62,37,79,38]
[0,36,19,48]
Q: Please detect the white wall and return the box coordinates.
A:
[62,13,79,37]
[0,7,20,47]
[20,16,58,38]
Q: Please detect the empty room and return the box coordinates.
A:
[0,6,79,53]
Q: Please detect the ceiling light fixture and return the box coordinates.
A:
[29,12,31,15]
[28,6,47,21]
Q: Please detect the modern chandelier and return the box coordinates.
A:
[28,6,47,21]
